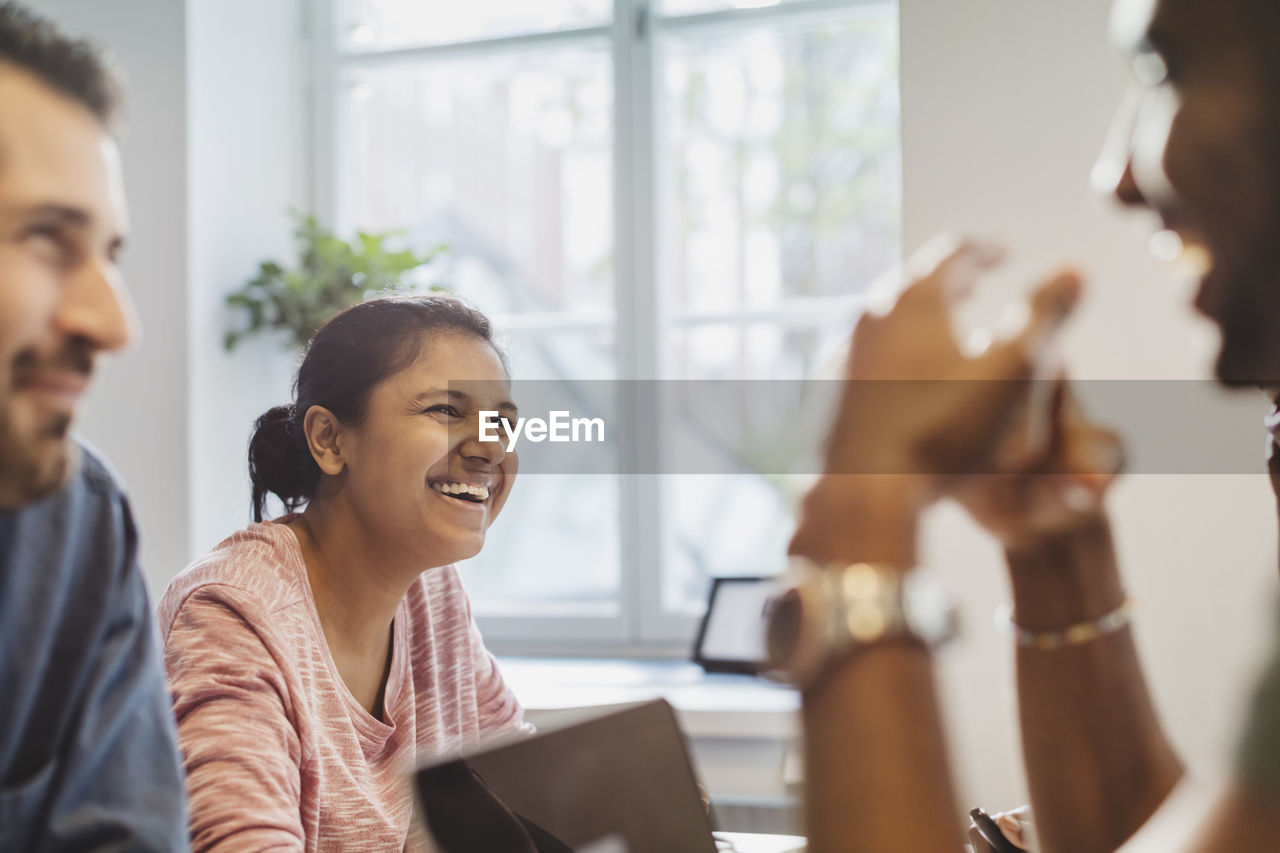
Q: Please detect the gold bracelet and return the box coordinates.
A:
[995,598,1134,650]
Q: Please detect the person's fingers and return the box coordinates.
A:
[897,236,1006,311]
[994,812,1029,849]
[867,235,1003,321]
[994,375,1068,474]
[978,269,1083,381]
[1064,424,1124,483]
[923,272,1080,477]
[1019,419,1122,519]
[1052,383,1124,485]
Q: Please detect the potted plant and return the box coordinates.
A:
[224,212,446,351]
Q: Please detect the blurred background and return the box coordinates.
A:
[27,0,1280,831]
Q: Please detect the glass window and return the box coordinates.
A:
[660,16,901,313]
[320,0,900,647]
[338,0,611,52]
[343,49,614,316]
[662,0,822,17]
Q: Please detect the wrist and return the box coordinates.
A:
[996,503,1111,553]
[1004,513,1126,629]
[789,475,926,567]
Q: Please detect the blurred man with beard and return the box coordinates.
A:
[780,0,1280,851]
[0,3,187,850]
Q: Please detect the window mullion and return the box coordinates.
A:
[613,0,665,646]
[309,0,338,228]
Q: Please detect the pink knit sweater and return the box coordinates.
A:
[157,520,526,852]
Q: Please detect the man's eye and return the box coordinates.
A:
[24,226,71,264]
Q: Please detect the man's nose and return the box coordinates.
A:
[56,258,136,353]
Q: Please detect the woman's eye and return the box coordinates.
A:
[424,405,462,418]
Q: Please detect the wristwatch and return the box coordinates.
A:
[764,557,958,689]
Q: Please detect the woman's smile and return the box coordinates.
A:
[428,476,498,524]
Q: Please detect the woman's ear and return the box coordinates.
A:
[302,405,346,476]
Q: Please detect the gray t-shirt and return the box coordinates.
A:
[0,444,188,851]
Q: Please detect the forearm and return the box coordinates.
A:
[802,648,963,852]
[1007,515,1182,853]
[792,479,966,853]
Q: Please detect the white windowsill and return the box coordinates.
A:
[497,656,800,740]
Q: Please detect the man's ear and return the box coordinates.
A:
[302,405,346,476]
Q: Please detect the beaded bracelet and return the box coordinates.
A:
[995,598,1134,650]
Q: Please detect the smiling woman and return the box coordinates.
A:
[156,294,530,853]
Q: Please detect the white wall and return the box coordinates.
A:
[187,0,307,558]
[28,0,192,594]
[901,0,1278,811]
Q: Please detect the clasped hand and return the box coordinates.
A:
[800,236,1123,552]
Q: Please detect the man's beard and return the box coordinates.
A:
[1221,102,1280,385]
[1212,234,1280,387]
[0,404,76,508]
[0,341,92,508]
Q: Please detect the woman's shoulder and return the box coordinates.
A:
[157,520,310,637]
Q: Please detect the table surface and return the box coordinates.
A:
[713,832,806,853]
[498,657,800,739]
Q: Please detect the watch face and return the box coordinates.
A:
[764,588,803,666]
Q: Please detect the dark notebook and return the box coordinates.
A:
[416,699,718,853]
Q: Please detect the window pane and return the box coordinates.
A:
[501,328,618,382]
[660,322,847,613]
[459,331,621,617]
[339,0,610,52]
[667,321,849,380]
[659,11,901,313]
[663,475,793,614]
[662,0,823,14]
[462,474,621,617]
[343,47,615,316]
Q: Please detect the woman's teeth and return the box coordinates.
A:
[432,482,489,501]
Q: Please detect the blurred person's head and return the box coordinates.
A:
[0,1,133,508]
[248,294,518,568]
[1097,0,1280,385]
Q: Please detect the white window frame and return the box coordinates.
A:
[306,0,894,654]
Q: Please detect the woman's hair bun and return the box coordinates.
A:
[247,403,317,522]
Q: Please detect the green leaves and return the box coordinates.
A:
[224,212,447,351]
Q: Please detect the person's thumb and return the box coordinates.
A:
[942,270,1083,471]
[979,269,1083,382]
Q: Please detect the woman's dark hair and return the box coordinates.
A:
[248,293,502,522]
